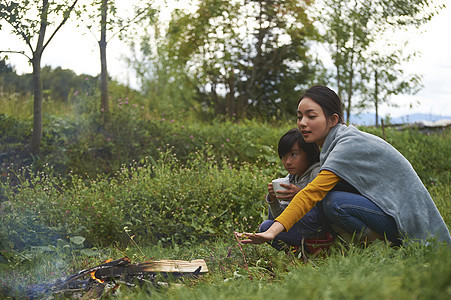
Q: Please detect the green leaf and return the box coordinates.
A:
[80,248,98,256]
[70,236,86,245]
[57,239,68,248]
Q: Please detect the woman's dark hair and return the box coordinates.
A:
[298,85,344,124]
[278,128,320,165]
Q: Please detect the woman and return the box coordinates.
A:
[237,85,450,246]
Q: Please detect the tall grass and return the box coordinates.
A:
[1,232,449,299]
[132,242,450,300]
[0,92,75,119]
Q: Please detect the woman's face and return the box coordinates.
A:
[297,97,337,147]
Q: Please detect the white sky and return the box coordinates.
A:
[1,1,450,118]
[378,1,451,118]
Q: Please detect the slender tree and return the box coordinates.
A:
[0,0,79,154]
[359,51,423,127]
[316,0,443,123]
[80,0,155,123]
[99,0,109,117]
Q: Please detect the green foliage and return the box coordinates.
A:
[0,90,291,177]
[0,113,31,144]
[0,62,98,103]
[1,98,449,252]
[428,184,451,229]
[1,147,274,248]
[2,119,450,252]
[42,66,98,102]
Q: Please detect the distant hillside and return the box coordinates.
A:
[349,113,451,126]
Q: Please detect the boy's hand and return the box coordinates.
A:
[275,183,301,201]
[267,183,277,202]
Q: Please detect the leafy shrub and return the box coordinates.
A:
[1,147,277,248]
[61,109,289,177]
[0,113,31,144]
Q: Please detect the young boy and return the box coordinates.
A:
[260,128,331,251]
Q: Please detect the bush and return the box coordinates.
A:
[1,147,276,248]
[7,93,289,178]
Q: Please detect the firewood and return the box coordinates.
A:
[26,257,208,299]
[133,259,209,273]
[94,259,208,280]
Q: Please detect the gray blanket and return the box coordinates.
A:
[320,124,451,245]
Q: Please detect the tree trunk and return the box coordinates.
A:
[226,69,236,119]
[334,23,343,102]
[211,77,222,115]
[374,70,379,127]
[30,54,43,154]
[345,70,353,124]
[345,49,355,124]
[30,0,49,154]
[100,0,109,119]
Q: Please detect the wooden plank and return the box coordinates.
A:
[137,259,208,273]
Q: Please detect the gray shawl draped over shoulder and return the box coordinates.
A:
[320,124,451,245]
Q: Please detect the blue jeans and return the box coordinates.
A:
[321,191,401,244]
[259,206,329,250]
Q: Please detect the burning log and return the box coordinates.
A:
[93,258,207,280]
[27,257,208,299]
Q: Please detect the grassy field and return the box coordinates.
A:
[0,236,449,299]
[0,94,450,299]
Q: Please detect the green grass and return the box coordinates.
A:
[1,236,449,299]
[0,92,75,120]
[155,242,451,300]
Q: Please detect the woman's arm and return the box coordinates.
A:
[235,221,285,244]
[236,170,341,245]
[275,170,341,231]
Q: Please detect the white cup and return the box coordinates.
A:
[272,177,290,197]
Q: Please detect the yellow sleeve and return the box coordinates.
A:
[274,170,341,231]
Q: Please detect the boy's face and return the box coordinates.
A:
[281,143,310,176]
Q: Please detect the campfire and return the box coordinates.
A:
[27,257,208,299]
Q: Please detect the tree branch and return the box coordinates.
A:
[18,29,35,54]
[107,3,154,43]
[0,50,31,61]
[2,19,34,54]
[42,0,79,52]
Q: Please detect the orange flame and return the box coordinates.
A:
[90,271,104,283]
[90,259,113,283]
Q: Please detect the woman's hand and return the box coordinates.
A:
[275,183,301,201]
[235,222,285,244]
[235,231,274,244]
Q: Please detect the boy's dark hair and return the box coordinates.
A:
[278,128,320,165]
